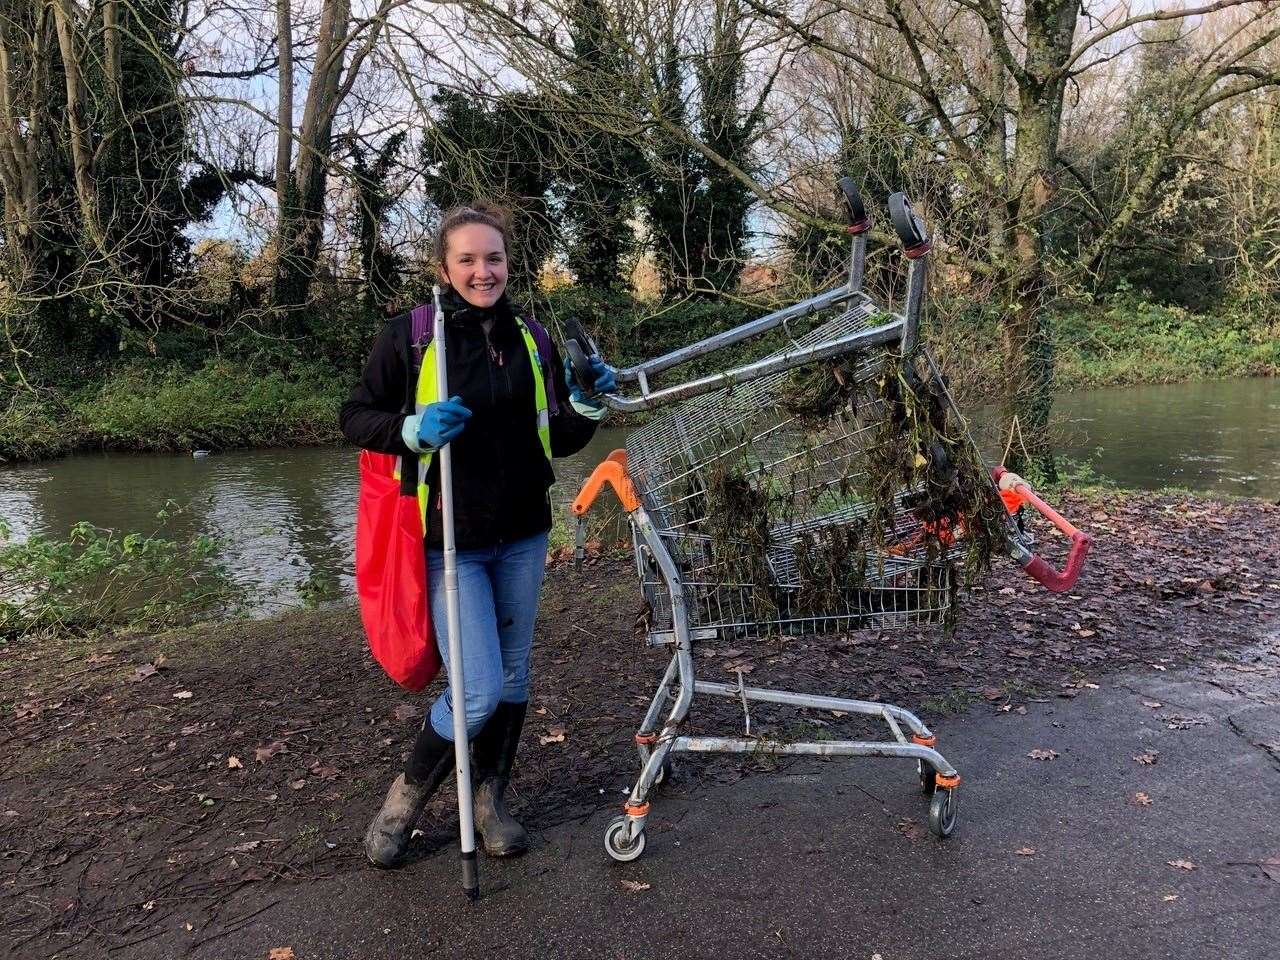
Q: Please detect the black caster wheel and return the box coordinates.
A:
[918,759,937,796]
[604,815,646,862]
[928,788,958,838]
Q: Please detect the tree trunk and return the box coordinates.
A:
[275,0,293,207]
[1003,97,1059,481]
[270,0,349,329]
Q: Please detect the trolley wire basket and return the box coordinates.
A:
[571,180,1094,862]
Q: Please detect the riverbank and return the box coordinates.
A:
[2,490,1277,956]
[3,297,1276,465]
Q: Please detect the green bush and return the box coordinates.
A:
[1054,295,1280,388]
[76,358,346,452]
[0,509,242,640]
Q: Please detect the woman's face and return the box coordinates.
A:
[440,223,508,308]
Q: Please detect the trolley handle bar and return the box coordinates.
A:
[992,467,1093,593]
[600,318,905,414]
[611,285,861,385]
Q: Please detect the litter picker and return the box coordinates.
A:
[431,284,480,900]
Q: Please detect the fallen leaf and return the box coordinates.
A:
[288,779,307,791]
[1133,751,1159,765]
[1027,749,1059,761]
[534,706,548,715]
[227,756,243,770]
[998,586,1017,596]
[309,762,339,780]
[1259,857,1280,883]
[620,879,651,892]
[894,818,927,842]
[255,741,286,763]
[391,704,419,723]
[130,664,158,682]
[1142,700,1163,709]
[1016,847,1036,856]
[1132,791,1153,806]
[539,725,566,745]
[267,949,296,960]
[172,691,193,700]
[185,922,194,931]
[142,900,156,911]
[227,840,260,854]
[1167,859,1196,871]
[1162,894,1179,902]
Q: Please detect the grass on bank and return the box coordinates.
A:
[2,291,1276,465]
[1,358,347,463]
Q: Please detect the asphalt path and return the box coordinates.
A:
[171,640,1279,960]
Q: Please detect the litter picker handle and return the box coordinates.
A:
[992,467,1092,593]
[565,318,599,398]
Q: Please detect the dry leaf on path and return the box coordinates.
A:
[1162,894,1179,902]
[620,879,651,892]
[1027,749,1059,761]
[1142,700,1163,709]
[130,664,158,682]
[1016,847,1036,856]
[172,691,194,700]
[267,949,296,960]
[1133,751,1159,765]
[539,725,566,745]
[1132,791,1153,806]
[1167,859,1196,871]
[895,818,927,842]
[391,704,419,723]
[255,741,286,763]
[227,756,243,770]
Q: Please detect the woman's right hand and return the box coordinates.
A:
[413,396,472,450]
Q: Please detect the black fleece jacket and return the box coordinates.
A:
[339,291,599,550]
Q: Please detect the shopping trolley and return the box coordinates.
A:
[569,180,1093,862]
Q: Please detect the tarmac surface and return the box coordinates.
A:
[170,636,1280,960]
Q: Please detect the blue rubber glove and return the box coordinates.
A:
[565,356,616,421]
[409,396,471,450]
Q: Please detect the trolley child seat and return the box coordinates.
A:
[570,179,1093,862]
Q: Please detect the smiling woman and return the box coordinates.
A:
[339,201,618,871]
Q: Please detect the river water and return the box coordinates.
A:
[3,377,1277,612]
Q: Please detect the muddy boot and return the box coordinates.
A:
[471,700,529,857]
[364,722,453,868]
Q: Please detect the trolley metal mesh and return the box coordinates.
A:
[624,291,989,638]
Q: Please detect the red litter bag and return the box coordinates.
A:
[354,449,439,690]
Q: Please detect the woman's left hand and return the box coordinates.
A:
[566,356,616,420]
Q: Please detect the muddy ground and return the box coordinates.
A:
[2,491,1278,958]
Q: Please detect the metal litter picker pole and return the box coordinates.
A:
[431,284,480,901]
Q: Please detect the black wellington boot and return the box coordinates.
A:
[364,722,454,868]
[471,700,530,857]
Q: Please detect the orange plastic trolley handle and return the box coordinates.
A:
[992,467,1093,593]
[572,449,640,516]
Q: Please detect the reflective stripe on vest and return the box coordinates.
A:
[412,319,552,524]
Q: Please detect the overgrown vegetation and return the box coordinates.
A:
[0,508,241,640]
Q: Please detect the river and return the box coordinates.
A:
[3,377,1276,613]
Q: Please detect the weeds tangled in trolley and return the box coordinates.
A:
[695,351,1009,635]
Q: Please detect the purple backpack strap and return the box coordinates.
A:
[520,316,560,417]
[409,304,434,366]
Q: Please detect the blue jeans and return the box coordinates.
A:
[426,531,548,740]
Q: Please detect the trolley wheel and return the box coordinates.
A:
[604,815,646,863]
[918,759,937,796]
[928,788,958,838]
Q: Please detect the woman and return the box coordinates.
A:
[339,204,615,868]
